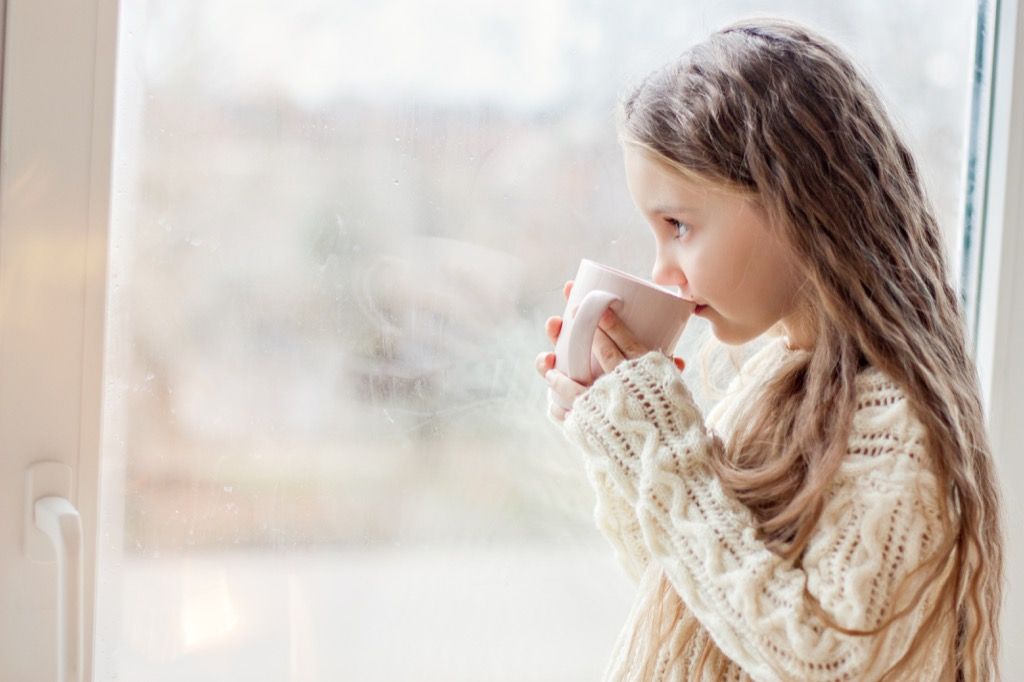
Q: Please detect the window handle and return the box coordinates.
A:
[34,496,84,682]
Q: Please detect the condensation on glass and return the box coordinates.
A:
[94,1,977,680]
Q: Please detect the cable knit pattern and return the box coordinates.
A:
[560,337,954,681]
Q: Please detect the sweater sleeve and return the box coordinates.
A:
[561,350,951,682]
[582,448,652,585]
[552,402,653,584]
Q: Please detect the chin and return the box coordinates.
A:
[707,319,766,346]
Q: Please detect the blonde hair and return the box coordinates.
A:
[615,17,1002,680]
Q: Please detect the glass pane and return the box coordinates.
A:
[95,1,976,679]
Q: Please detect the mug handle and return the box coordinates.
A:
[563,289,622,385]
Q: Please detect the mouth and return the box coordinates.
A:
[694,304,708,315]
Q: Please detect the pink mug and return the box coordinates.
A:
[552,259,695,407]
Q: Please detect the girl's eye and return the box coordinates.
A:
[667,218,690,239]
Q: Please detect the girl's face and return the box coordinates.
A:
[623,145,812,348]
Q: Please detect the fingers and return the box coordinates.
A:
[538,353,571,422]
[596,308,647,361]
[545,316,562,345]
[542,276,683,425]
[541,353,679,422]
[544,281,572,345]
[535,351,555,377]
[545,280,572,344]
[545,368,586,403]
[541,279,577,425]
[592,326,627,374]
[548,401,568,423]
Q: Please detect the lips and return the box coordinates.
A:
[694,304,708,314]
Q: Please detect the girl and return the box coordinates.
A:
[536,17,1002,681]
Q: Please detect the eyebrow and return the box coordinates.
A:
[650,205,700,215]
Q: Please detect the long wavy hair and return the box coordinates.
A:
[614,17,1002,680]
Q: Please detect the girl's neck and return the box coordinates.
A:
[781,309,816,351]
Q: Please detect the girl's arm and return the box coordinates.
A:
[553,405,652,584]
[582,446,652,585]
[561,350,950,682]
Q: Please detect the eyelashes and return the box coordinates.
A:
[666,217,691,239]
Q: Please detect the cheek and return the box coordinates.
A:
[705,242,756,297]
[746,246,801,312]
[713,239,790,310]
[679,254,718,298]
[675,240,714,282]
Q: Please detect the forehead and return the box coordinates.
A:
[622,146,717,207]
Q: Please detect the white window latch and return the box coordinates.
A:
[25,461,83,682]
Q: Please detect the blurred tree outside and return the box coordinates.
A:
[117,0,974,554]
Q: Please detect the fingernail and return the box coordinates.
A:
[674,357,685,370]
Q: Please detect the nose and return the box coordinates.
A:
[651,256,688,297]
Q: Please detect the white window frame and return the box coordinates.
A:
[970,0,1024,675]
[0,0,118,680]
[0,0,1019,679]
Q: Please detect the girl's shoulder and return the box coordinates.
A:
[719,340,939,479]
[850,365,923,434]
[842,365,940,481]
[852,364,909,402]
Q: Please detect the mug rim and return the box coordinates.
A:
[581,258,685,299]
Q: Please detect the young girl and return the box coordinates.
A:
[536,17,1002,681]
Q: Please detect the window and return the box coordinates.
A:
[3,0,1020,679]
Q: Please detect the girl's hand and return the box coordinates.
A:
[536,281,585,423]
[536,280,686,423]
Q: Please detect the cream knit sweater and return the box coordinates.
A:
[558,335,954,681]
